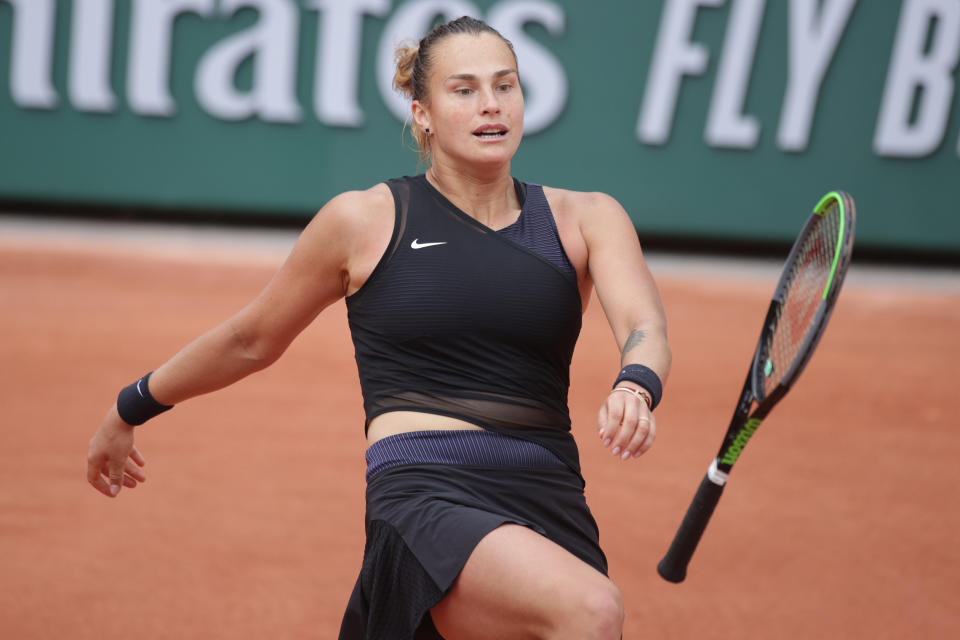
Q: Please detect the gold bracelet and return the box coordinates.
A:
[612,386,652,410]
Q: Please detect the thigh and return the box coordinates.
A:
[429,524,624,640]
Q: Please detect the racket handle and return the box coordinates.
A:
[657,471,726,583]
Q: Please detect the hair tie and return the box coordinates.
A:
[612,386,652,410]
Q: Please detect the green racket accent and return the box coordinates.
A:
[719,417,764,466]
[760,191,847,399]
[814,191,846,301]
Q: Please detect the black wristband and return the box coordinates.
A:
[116,372,173,426]
[613,364,663,410]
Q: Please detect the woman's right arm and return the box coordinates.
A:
[146,188,365,404]
[87,186,391,497]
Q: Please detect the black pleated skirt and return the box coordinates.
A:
[338,430,607,640]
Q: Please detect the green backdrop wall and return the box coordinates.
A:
[1,0,958,254]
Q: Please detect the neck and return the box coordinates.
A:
[425,162,519,229]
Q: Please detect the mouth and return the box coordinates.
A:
[472,125,508,139]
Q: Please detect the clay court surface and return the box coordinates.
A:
[1,217,958,639]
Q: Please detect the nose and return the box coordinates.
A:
[480,88,501,115]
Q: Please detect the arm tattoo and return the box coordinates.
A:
[621,329,646,360]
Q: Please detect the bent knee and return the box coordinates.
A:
[558,580,624,640]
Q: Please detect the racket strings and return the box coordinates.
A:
[762,202,841,397]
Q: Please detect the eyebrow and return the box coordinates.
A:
[445,69,518,82]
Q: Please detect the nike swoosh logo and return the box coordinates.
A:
[136,379,145,398]
[411,239,448,249]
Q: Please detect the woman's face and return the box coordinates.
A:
[414,32,524,171]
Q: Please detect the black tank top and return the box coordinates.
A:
[345,174,583,474]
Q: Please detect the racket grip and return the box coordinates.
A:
[657,472,726,583]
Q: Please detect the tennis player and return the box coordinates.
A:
[87,16,670,640]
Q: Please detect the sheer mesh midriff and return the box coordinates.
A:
[366,389,569,433]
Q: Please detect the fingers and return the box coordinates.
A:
[86,454,113,497]
[107,457,148,494]
[596,392,656,460]
[130,446,147,468]
[86,451,147,497]
[121,446,148,488]
[598,399,623,446]
[86,460,126,497]
[125,456,147,482]
[108,466,125,497]
[625,414,656,457]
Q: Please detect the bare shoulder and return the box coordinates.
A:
[299,183,394,253]
[541,186,632,235]
[314,182,394,231]
[301,182,395,295]
[331,182,393,211]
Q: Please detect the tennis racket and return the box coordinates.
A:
[657,190,856,583]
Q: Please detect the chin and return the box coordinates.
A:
[473,142,519,163]
[469,153,514,171]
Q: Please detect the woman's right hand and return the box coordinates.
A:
[87,407,147,498]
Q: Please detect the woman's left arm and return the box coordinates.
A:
[580,192,672,461]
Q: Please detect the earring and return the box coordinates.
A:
[425,128,431,134]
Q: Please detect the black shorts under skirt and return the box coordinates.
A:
[337,431,608,640]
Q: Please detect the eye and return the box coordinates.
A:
[454,87,473,96]
[497,83,513,92]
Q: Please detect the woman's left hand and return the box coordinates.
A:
[597,387,656,460]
